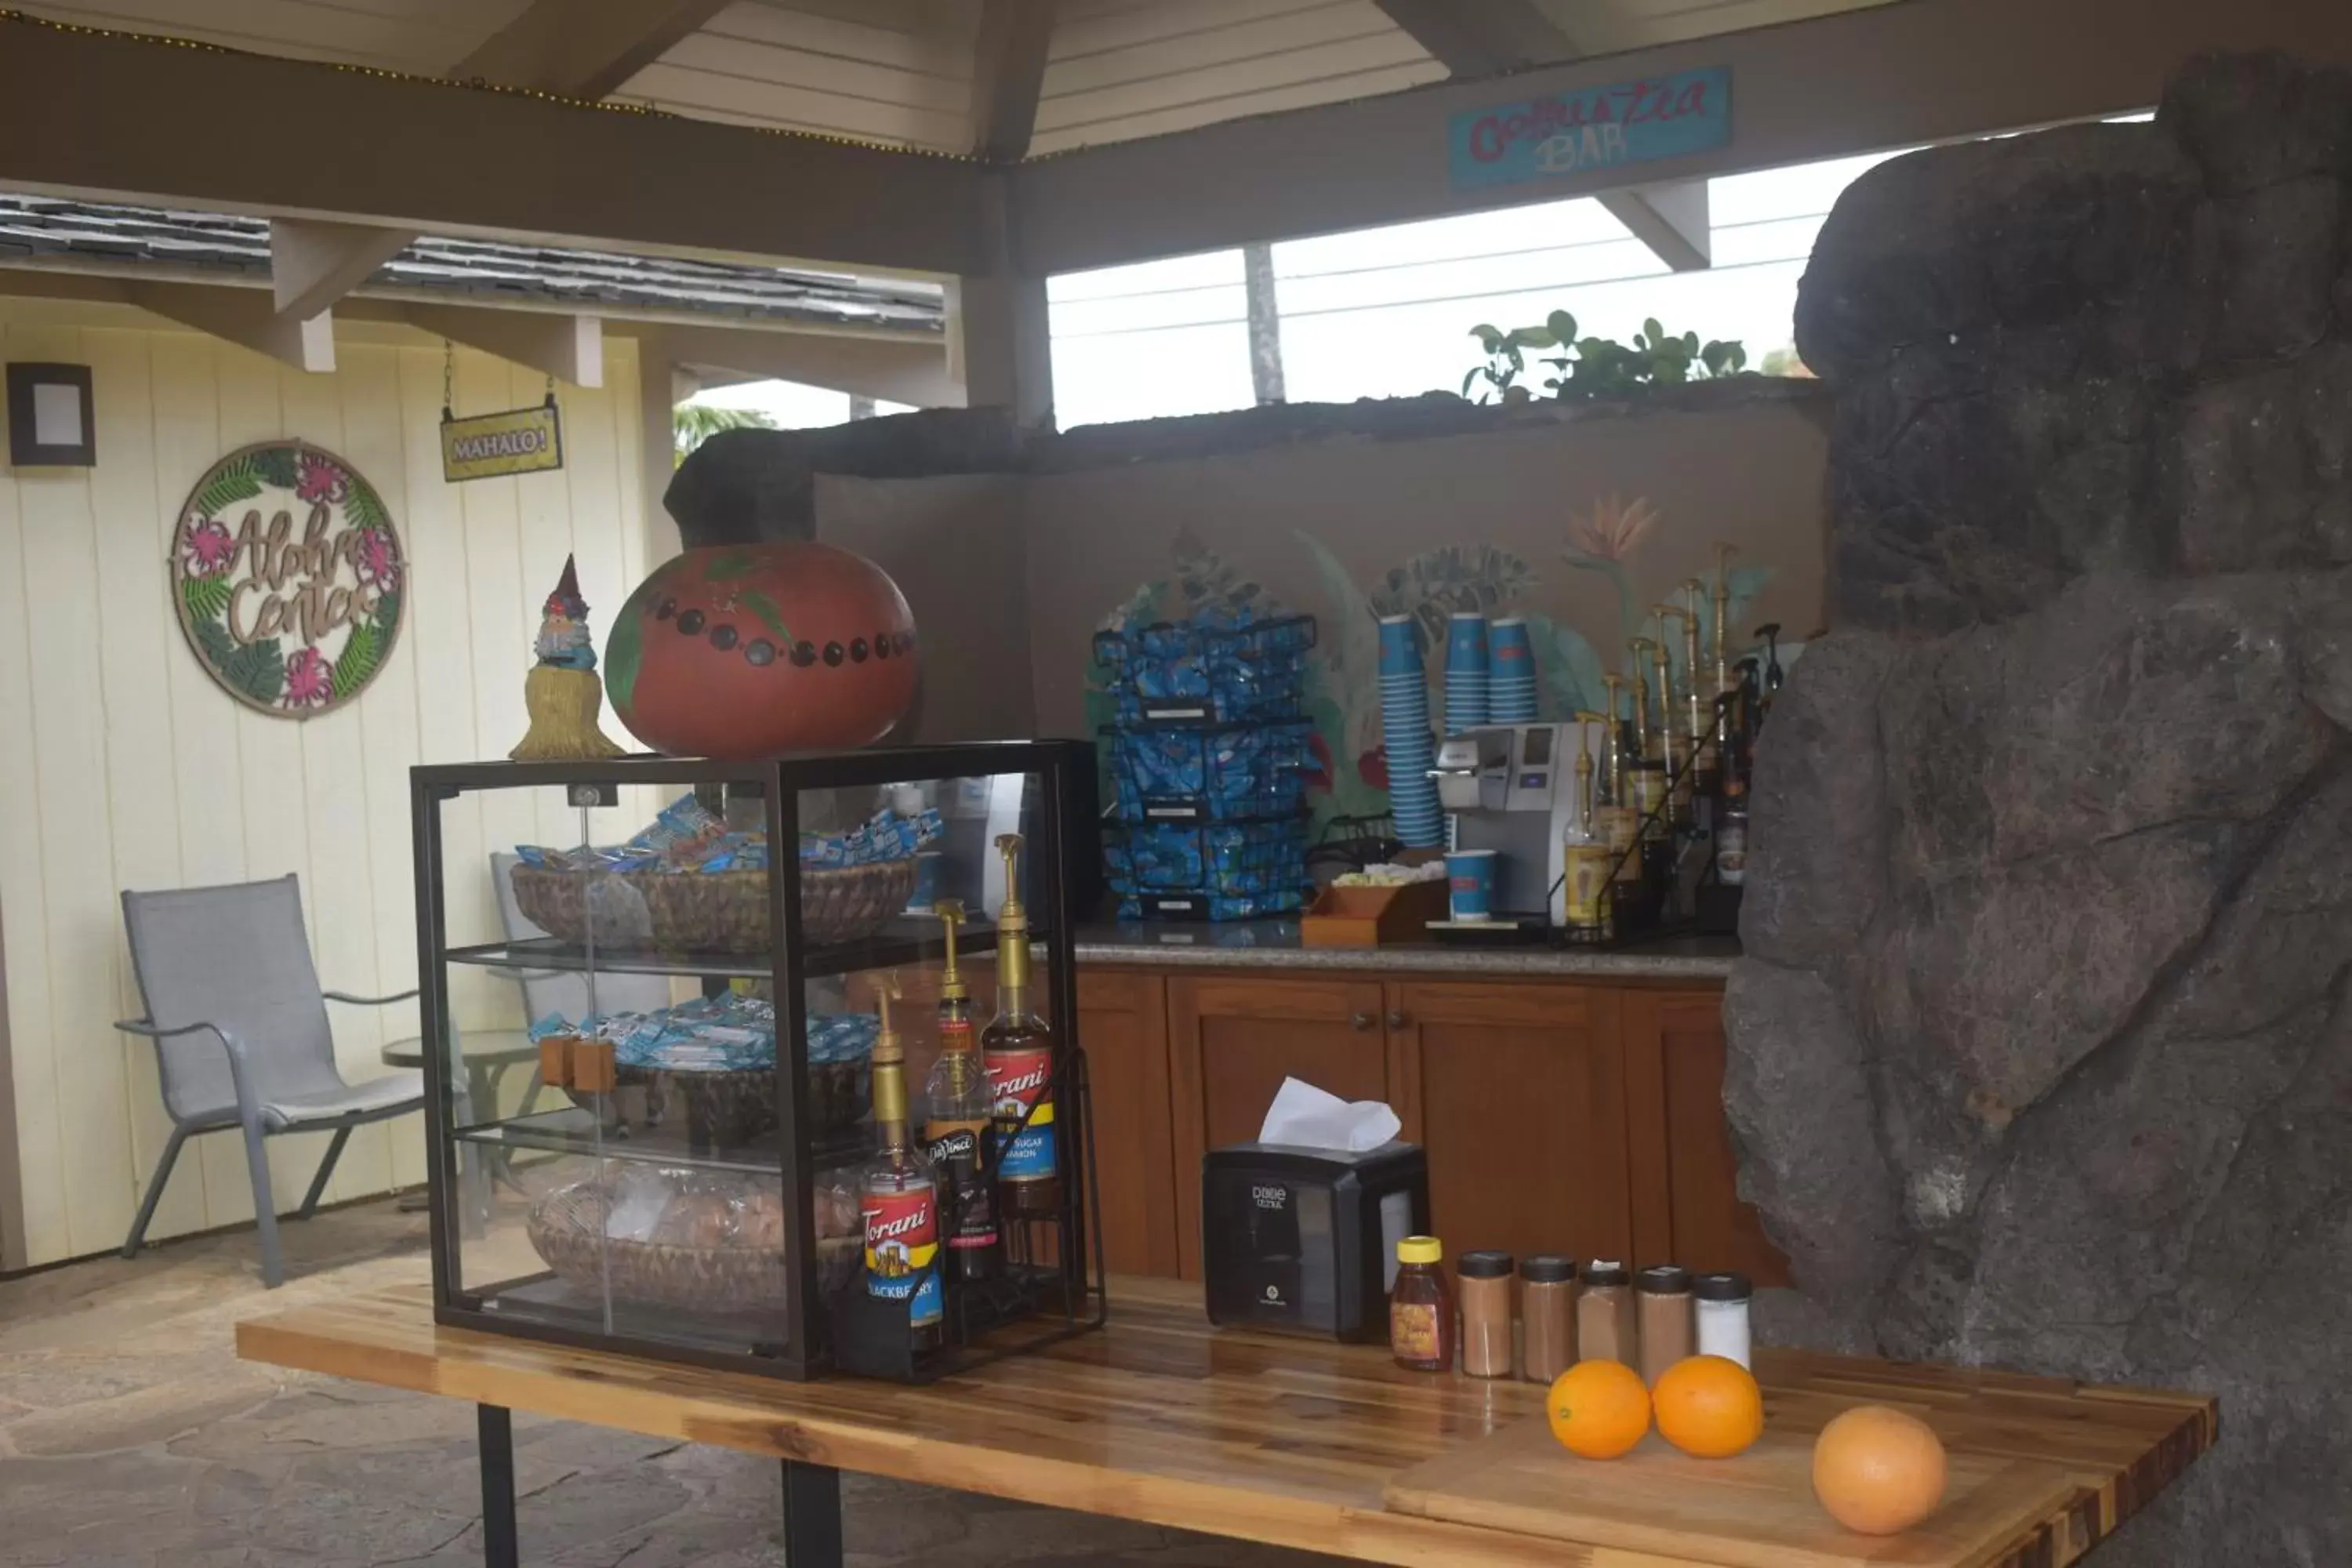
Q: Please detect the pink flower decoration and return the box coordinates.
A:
[296,454,348,506]
[284,647,332,707]
[357,528,400,590]
[181,517,234,576]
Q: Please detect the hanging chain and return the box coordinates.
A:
[441,339,455,420]
[544,370,557,408]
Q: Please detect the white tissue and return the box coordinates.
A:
[1258,1076,1402,1152]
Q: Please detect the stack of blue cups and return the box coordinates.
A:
[1444,612,1490,736]
[1377,615,1443,848]
[1489,616,1538,724]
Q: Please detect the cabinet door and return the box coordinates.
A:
[1624,989,1790,1285]
[1167,974,1388,1279]
[1074,970,1181,1279]
[1387,981,1633,1267]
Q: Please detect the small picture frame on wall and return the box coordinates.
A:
[6,362,96,467]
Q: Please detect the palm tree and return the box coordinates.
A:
[673,402,776,466]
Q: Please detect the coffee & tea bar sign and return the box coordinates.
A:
[1447,66,1730,191]
[171,441,405,718]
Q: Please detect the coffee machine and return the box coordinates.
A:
[1431,721,1606,925]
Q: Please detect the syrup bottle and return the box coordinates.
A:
[982,833,1061,1225]
[858,976,942,1352]
[922,900,1000,1283]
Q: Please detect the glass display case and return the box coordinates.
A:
[410,743,1101,1381]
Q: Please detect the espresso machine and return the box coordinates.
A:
[1431,720,1606,926]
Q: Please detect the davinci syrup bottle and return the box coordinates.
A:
[922,899,1000,1283]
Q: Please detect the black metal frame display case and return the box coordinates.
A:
[410,742,1103,1382]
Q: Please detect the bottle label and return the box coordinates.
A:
[986,1047,1058,1183]
[922,1119,1000,1251]
[1716,820,1748,886]
[861,1186,942,1329]
[1391,1301,1443,1362]
[938,1017,975,1053]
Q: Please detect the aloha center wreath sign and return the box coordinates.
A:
[171,441,405,718]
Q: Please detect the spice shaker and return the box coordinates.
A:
[1636,1265,1696,1384]
[1519,1254,1576,1383]
[1391,1236,1454,1372]
[1694,1271,1754,1369]
[1575,1260,1637,1366]
[1457,1250,1514,1377]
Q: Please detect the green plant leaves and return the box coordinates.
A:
[344,478,389,533]
[332,621,382,699]
[181,573,232,626]
[252,445,299,488]
[194,618,285,706]
[194,458,262,520]
[1457,312,1748,402]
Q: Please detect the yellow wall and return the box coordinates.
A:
[0,303,653,1269]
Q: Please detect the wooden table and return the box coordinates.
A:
[238,1278,2213,1568]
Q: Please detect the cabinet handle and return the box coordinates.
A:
[1386,1010,1410,1030]
[1351,1011,1377,1032]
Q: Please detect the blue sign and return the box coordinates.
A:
[1448,67,1730,191]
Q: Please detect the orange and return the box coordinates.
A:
[1812,1405,1949,1535]
[1546,1359,1652,1460]
[1652,1355,1765,1458]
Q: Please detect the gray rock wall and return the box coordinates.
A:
[1733,53,2352,1563]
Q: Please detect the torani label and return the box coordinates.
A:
[986,1047,1058,1183]
[861,1185,942,1328]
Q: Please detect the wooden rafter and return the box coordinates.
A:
[1372,0,1580,76]
[970,0,1059,163]
[451,0,733,99]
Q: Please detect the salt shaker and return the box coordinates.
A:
[1693,1271,1753,1369]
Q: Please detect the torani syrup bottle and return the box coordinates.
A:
[921,899,1000,1283]
[982,833,1062,1224]
[858,976,942,1352]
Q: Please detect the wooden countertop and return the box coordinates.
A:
[238,1278,2211,1567]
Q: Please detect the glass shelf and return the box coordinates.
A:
[457,1105,873,1176]
[441,918,1042,982]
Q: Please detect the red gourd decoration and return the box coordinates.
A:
[604,542,918,758]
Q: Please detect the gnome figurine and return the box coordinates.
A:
[511,555,625,760]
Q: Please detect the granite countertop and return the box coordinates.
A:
[1072,921,1740,981]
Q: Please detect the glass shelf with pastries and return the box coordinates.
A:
[411,745,1101,1381]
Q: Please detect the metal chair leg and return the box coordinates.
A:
[121,1126,188,1259]
[296,1125,350,1220]
[239,1112,285,1289]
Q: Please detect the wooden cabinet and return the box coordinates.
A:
[1624,989,1789,1286]
[1166,975,1388,1278]
[1073,971,1181,1279]
[1387,982,1633,1269]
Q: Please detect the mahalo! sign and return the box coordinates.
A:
[171,441,405,719]
[441,397,564,481]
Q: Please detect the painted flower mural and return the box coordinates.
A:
[283,646,333,707]
[180,516,234,576]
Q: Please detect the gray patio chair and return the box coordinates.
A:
[116,874,425,1287]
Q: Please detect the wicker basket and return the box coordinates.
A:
[511,858,920,953]
[524,1180,862,1314]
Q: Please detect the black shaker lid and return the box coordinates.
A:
[1457,1249,1514,1279]
[1694,1271,1754,1301]
[1637,1265,1692,1295]
[1519,1254,1575,1283]
[1581,1259,1630,1287]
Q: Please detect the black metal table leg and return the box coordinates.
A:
[479,1404,518,1568]
[781,1458,844,1566]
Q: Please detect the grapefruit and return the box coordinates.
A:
[1812,1405,1948,1534]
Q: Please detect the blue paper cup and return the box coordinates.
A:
[1445,848,1498,920]
[1446,612,1489,669]
[1491,616,1534,668]
[1377,615,1422,677]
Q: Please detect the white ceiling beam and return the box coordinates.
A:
[1378,0,1711,272]
[1601,181,1710,272]
[269,216,412,319]
[130,282,335,372]
[970,0,1058,162]
[644,324,960,408]
[1011,0,2352,277]
[405,303,604,387]
[451,0,734,98]
[0,18,991,277]
[1372,0,1579,75]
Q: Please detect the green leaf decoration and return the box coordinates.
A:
[741,589,792,643]
[604,595,643,712]
[331,622,382,699]
[251,445,299,488]
[1367,544,1536,652]
[371,588,401,633]
[194,616,237,670]
[194,458,262,520]
[1170,524,1267,616]
[181,573,233,626]
[345,479,388,533]
[194,617,285,706]
[703,551,759,581]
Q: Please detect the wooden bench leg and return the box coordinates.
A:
[479,1403,518,1568]
[781,1458,843,1566]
